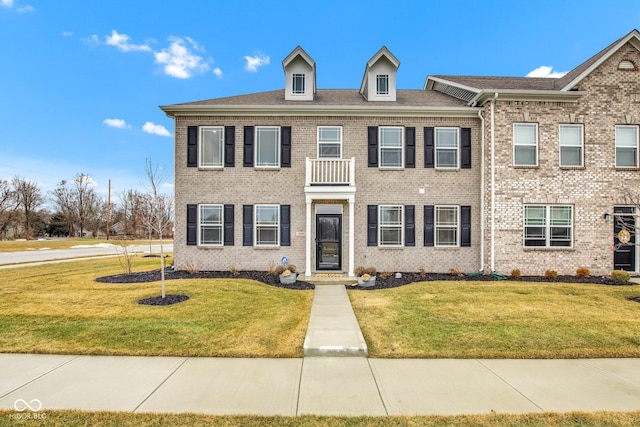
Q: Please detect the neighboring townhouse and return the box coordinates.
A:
[161,29,640,277]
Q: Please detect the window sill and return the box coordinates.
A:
[434,245,461,249]
[198,166,224,171]
[378,167,404,170]
[559,166,585,170]
[253,245,281,250]
[615,167,640,171]
[377,245,404,249]
[435,167,461,172]
[511,165,539,169]
[197,245,224,249]
[254,166,282,171]
[523,247,575,251]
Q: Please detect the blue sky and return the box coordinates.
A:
[1,0,639,203]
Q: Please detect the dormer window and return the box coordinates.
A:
[376,74,389,95]
[292,74,305,94]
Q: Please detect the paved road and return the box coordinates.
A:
[0,244,173,267]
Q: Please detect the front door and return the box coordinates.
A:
[614,206,636,272]
[316,214,342,270]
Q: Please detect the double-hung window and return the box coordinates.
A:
[318,126,342,158]
[435,127,459,169]
[379,127,403,168]
[255,205,279,246]
[199,126,224,168]
[199,204,223,246]
[524,205,572,247]
[376,74,389,95]
[559,124,583,167]
[435,206,459,246]
[616,125,639,168]
[513,123,538,166]
[292,74,305,94]
[379,205,403,246]
[255,126,280,167]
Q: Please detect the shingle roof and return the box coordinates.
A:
[169,88,469,108]
[429,75,560,91]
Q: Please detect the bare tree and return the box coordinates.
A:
[117,189,148,238]
[51,173,102,237]
[12,176,43,239]
[142,159,174,298]
[0,179,17,239]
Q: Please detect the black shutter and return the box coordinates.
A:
[224,204,234,246]
[281,126,292,167]
[461,205,471,247]
[367,205,378,246]
[405,205,415,246]
[225,126,235,167]
[187,126,198,167]
[424,205,434,247]
[243,205,253,246]
[243,126,254,167]
[280,205,291,246]
[187,204,197,245]
[368,126,378,167]
[461,128,472,169]
[405,127,416,168]
[424,127,434,168]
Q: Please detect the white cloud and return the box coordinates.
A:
[17,4,34,12]
[1,0,14,7]
[154,36,210,78]
[526,65,568,78]
[142,122,171,137]
[105,30,151,52]
[213,67,223,78]
[103,118,129,129]
[62,31,73,37]
[244,52,270,72]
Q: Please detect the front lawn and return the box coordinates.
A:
[349,281,640,359]
[0,257,312,357]
[0,238,171,252]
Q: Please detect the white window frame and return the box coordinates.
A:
[379,126,404,168]
[292,73,305,94]
[378,205,403,247]
[559,124,584,167]
[513,123,538,166]
[255,126,280,168]
[199,126,224,168]
[435,127,460,169]
[254,204,279,247]
[317,126,342,159]
[198,204,223,246]
[376,74,389,95]
[615,125,639,168]
[523,205,573,248]
[435,205,459,247]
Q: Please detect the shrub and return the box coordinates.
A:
[272,264,286,275]
[272,263,296,276]
[510,269,521,279]
[449,268,463,277]
[185,261,200,275]
[419,265,427,277]
[378,271,392,279]
[229,266,240,276]
[544,269,558,279]
[576,267,591,278]
[611,269,631,282]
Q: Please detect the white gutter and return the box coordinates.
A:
[478,109,485,273]
[490,93,498,272]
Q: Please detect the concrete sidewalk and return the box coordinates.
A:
[1,353,640,415]
[2,284,640,416]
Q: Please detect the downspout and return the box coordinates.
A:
[490,93,498,272]
[478,109,485,273]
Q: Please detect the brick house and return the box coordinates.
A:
[161,29,640,277]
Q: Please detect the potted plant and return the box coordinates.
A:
[274,263,297,284]
[355,266,377,287]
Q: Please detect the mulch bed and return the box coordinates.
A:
[96,270,315,290]
[138,294,190,306]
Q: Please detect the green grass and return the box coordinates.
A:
[348,281,640,358]
[2,410,640,427]
[0,257,312,357]
[0,238,172,252]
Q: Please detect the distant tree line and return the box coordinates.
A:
[0,172,174,240]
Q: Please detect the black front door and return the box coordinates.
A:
[316,214,342,270]
[614,206,636,271]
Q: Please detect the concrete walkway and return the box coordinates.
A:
[1,283,640,416]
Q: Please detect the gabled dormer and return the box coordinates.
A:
[282,46,316,101]
[359,46,400,101]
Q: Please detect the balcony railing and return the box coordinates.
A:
[305,157,355,186]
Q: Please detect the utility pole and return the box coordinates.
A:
[106,179,111,240]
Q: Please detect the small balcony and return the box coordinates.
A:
[305,157,355,187]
